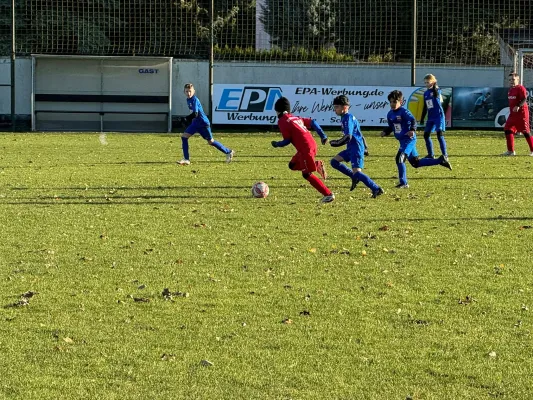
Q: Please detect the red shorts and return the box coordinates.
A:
[505,112,530,134]
[290,151,317,173]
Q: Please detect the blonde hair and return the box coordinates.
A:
[424,74,437,83]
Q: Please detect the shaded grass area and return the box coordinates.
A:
[1,131,533,399]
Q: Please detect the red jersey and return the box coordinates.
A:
[508,85,529,115]
[277,114,317,153]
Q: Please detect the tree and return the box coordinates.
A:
[260,0,337,50]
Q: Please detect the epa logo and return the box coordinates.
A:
[216,87,282,112]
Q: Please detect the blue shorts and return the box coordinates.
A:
[337,145,365,169]
[185,122,213,140]
[424,118,446,133]
[398,138,418,158]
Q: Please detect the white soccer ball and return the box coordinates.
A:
[495,107,509,128]
[252,181,269,198]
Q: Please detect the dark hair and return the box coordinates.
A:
[333,95,350,106]
[387,90,403,102]
[274,97,291,113]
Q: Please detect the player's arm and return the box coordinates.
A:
[420,102,427,124]
[184,112,198,125]
[381,115,394,137]
[517,86,528,108]
[272,125,292,148]
[271,138,291,148]
[330,135,350,147]
[186,98,201,123]
[405,109,417,137]
[437,88,444,104]
[301,118,328,144]
[330,117,354,147]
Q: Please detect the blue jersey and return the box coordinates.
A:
[187,95,210,126]
[386,107,417,145]
[340,113,365,151]
[475,93,489,105]
[423,88,444,121]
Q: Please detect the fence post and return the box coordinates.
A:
[208,0,214,121]
[11,0,16,131]
[411,0,417,86]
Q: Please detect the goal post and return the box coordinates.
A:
[517,49,533,87]
[31,55,172,132]
[516,49,533,129]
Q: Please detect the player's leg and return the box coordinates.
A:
[437,131,447,158]
[423,121,436,158]
[523,132,533,155]
[202,127,234,162]
[315,159,328,180]
[395,149,409,188]
[289,153,304,171]
[411,154,452,170]
[347,146,380,194]
[502,117,517,155]
[179,131,193,165]
[301,154,334,201]
[352,167,383,197]
[330,151,353,178]
[437,119,448,158]
[518,115,533,154]
[469,105,480,117]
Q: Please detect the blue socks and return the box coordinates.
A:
[418,157,441,167]
[397,163,407,185]
[424,135,434,157]
[330,159,353,178]
[331,159,380,191]
[437,133,447,156]
[353,171,380,192]
[181,137,190,160]
[211,140,231,154]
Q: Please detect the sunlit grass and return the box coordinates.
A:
[1,131,532,399]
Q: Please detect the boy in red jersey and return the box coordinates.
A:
[502,72,533,156]
[271,97,334,203]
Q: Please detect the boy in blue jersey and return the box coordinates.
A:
[178,83,234,165]
[381,90,452,189]
[329,95,384,198]
[419,74,448,159]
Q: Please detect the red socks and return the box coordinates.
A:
[505,133,515,152]
[305,174,331,196]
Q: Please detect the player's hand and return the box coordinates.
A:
[179,117,190,127]
[271,140,278,148]
[513,106,520,112]
[321,137,328,145]
[407,130,415,138]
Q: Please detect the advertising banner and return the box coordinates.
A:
[452,87,532,129]
[213,84,452,127]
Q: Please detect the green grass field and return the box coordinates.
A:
[1,131,533,399]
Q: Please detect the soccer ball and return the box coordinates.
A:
[494,107,509,128]
[252,181,269,198]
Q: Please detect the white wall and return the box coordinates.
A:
[0,57,32,115]
[0,56,516,120]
